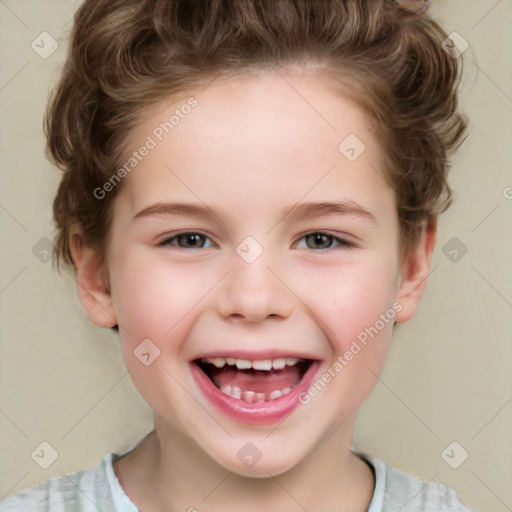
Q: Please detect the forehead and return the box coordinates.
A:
[117,72,393,219]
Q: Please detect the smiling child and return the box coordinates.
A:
[0,0,476,511]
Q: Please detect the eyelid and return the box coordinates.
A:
[157,230,217,248]
[155,230,357,251]
[294,230,357,250]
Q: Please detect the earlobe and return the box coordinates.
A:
[394,222,437,324]
[70,234,117,328]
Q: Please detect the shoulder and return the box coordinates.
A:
[360,453,478,512]
[0,453,137,512]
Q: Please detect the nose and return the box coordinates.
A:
[216,257,294,323]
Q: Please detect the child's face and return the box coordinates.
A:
[87,73,425,476]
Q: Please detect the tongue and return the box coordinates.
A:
[209,365,302,394]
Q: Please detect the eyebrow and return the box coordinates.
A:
[133,200,377,227]
[133,203,213,221]
[277,201,377,228]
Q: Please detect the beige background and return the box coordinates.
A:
[0,1,511,510]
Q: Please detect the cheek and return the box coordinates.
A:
[295,258,397,414]
[107,252,226,403]
[109,251,214,341]
[299,254,398,355]
[108,254,202,424]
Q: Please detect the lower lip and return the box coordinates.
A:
[190,361,320,425]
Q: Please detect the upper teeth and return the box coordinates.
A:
[201,356,301,371]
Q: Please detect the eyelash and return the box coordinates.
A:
[295,232,355,251]
[158,232,215,250]
[157,231,355,251]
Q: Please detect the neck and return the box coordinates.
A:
[114,416,374,512]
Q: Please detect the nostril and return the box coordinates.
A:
[216,273,295,321]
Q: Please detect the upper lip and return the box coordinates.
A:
[190,350,320,362]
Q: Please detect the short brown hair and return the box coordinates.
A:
[46,0,466,270]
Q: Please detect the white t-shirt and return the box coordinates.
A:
[0,450,477,511]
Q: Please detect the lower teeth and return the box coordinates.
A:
[220,385,293,402]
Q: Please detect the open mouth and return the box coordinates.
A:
[194,356,314,403]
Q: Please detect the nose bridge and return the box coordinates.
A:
[217,249,294,322]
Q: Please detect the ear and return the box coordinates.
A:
[70,234,117,328]
[394,221,437,324]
